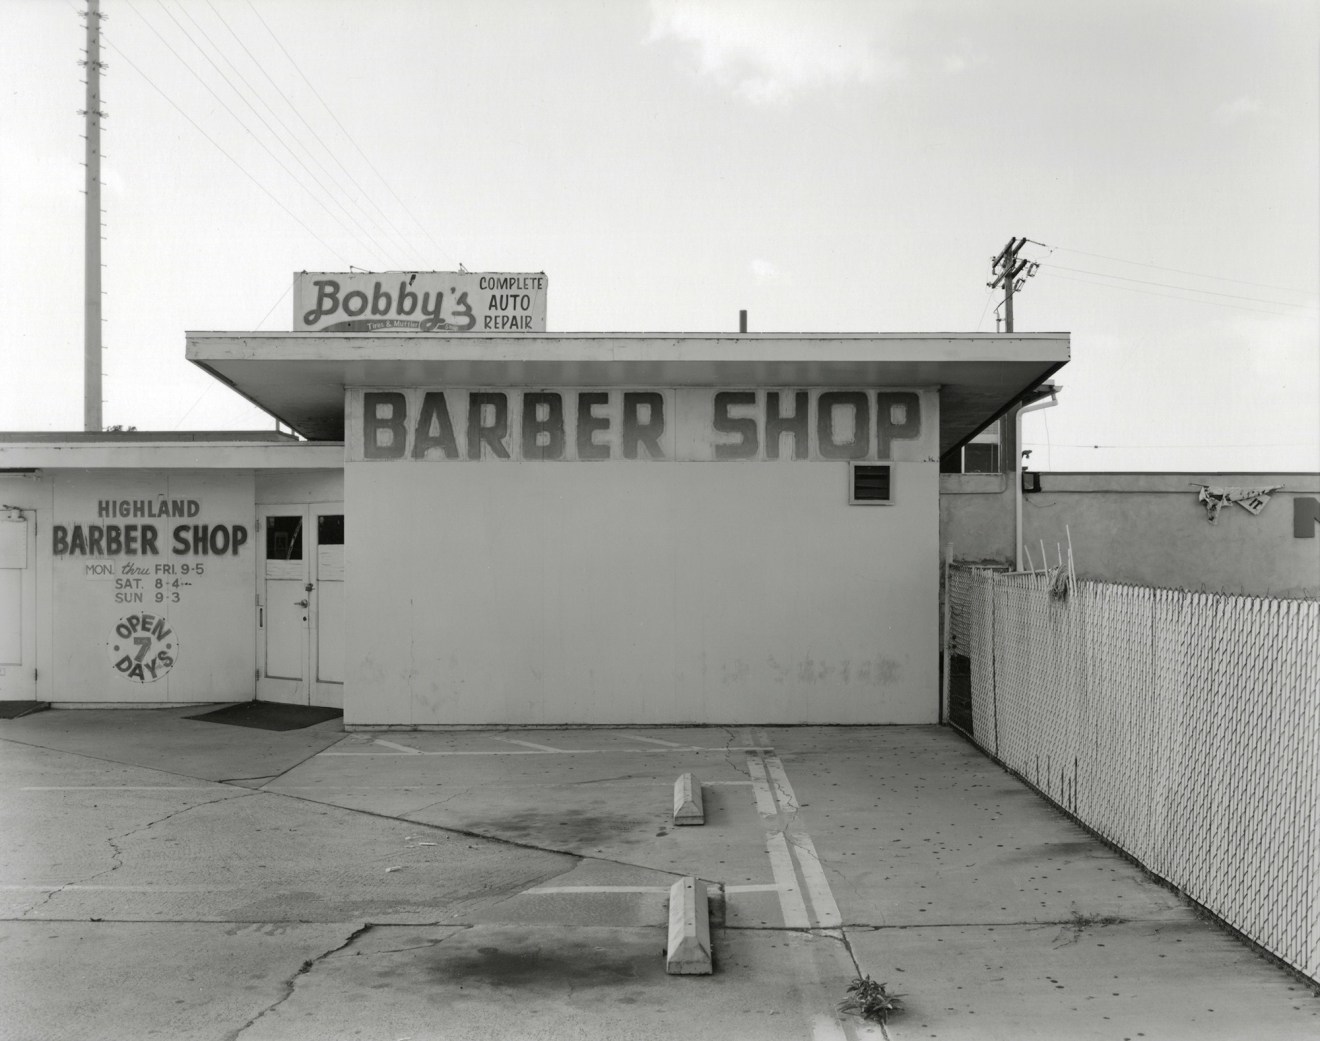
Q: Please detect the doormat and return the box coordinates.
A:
[0,701,49,719]
[185,702,343,731]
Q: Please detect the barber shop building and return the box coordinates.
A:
[0,272,1068,727]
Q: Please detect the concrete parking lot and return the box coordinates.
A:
[1,709,1316,1040]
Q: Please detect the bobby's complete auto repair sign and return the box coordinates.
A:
[294,271,547,332]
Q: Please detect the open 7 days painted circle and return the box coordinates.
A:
[108,613,179,683]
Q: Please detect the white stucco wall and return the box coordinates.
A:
[344,386,940,725]
[256,469,344,504]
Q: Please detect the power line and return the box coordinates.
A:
[244,0,451,266]
[252,281,293,331]
[1027,239,1314,297]
[974,286,996,332]
[1037,270,1306,317]
[1022,441,1317,449]
[103,34,350,265]
[195,0,426,267]
[1043,261,1317,311]
[162,0,397,266]
[171,381,214,430]
[124,0,378,263]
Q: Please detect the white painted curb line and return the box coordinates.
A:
[666,876,712,975]
[673,772,704,825]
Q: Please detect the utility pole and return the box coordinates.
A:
[987,236,1047,570]
[988,236,1038,332]
[81,0,105,431]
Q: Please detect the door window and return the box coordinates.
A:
[316,514,344,545]
[266,516,304,561]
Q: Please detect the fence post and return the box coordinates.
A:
[941,544,952,724]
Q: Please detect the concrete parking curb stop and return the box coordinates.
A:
[672,772,704,825]
[666,876,713,975]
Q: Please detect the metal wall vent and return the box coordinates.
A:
[849,463,892,505]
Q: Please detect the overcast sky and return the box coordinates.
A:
[2,0,1316,471]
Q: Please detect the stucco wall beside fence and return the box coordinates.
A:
[941,472,1319,597]
[939,473,1015,565]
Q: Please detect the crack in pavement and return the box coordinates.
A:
[365,925,474,956]
[396,783,479,817]
[564,773,644,786]
[247,733,354,789]
[818,852,868,909]
[816,925,863,977]
[472,857,589,914]
[837,916,1144,931]
[226,921,373,1041]
[20,790,257,917]
[0,732,347,788]
[766,774,801,834]
[719,726,742,780]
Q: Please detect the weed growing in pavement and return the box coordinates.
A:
[838,975,904,1024]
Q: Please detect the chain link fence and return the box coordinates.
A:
[946,565,1320,984]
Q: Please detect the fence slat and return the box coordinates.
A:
[947,566,1320,984]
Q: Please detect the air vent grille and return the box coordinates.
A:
[850,464,892,505]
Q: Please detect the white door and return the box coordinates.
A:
[0,511,38,701]
[257,506,344,707]
[311,510,345,707]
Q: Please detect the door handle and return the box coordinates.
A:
[295,599,309,608]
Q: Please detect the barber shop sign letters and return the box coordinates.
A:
[350,388,929,463]
[50,491,252,686]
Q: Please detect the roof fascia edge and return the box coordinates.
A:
[187,356,307,437]
[942,359,1068,457]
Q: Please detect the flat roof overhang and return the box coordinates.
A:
[0,439,344,470]
[185,332,1069,454]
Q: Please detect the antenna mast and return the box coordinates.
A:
[82,0,105,431]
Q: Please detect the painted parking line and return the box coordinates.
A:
[746,756,780,818]
[524,885,672,895]
[321,746,773,756]
[747,747,844,929]
[749,740,861,1040]
[762,753,800,812]
[491,736,572,752]
[20,786,220,791]
[788,832,842,929]
[0,884,241,892]
[765,832,812,928]
[811,1013,851,1041]
[619,734,692,748]
[372,739,422,754]
[523,883,785,896]
[759,751,842,929]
